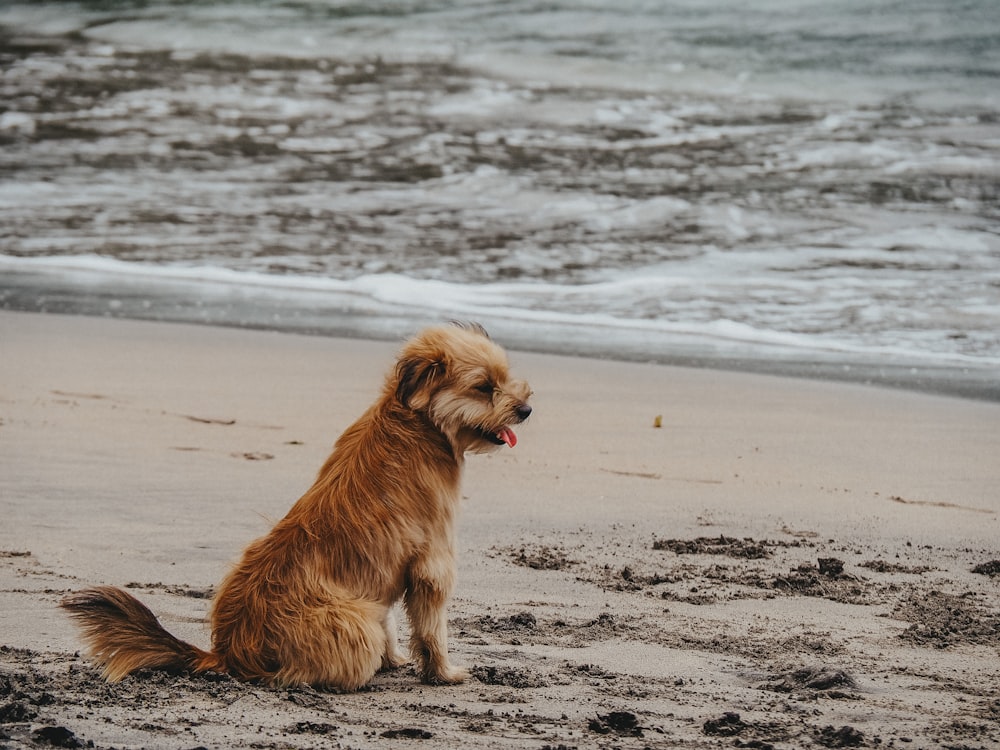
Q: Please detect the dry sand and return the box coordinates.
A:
[1,310,998,749]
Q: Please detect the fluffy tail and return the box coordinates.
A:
[60,586,224,682]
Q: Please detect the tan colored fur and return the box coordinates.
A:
[61,324,532,691]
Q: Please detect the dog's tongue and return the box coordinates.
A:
[497,427,517,448]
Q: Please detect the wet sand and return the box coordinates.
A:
[1,310,998,749]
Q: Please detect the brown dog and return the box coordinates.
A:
[61,323,532,691]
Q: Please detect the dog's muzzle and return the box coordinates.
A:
[484,403,532,448]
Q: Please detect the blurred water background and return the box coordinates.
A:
[1,1,998,397]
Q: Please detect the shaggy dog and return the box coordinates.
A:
[61,323,532,691]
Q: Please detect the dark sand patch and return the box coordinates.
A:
[894,590,1000,648]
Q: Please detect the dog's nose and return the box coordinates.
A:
[515,403,532,421]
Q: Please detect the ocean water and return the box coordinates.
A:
[1,1,999,396]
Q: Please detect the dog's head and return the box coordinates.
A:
[392,323,532,453]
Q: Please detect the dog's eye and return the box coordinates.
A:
[475,382,494,396]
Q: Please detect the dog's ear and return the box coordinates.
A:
[395,355,445,409]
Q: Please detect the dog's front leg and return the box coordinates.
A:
[404,553,468,685]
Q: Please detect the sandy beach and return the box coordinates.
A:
[1,309,998,749]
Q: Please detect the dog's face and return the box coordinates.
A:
[393,324,532,453]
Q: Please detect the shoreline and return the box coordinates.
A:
[3,266,999,403]
[2,310,999,748]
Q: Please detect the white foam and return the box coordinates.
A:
[4,254,998,368]
[0,111,36,134]
[427,85,526,119]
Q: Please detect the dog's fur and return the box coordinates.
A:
[61,323,532,691]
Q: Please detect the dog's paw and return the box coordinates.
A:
[424,665,469,685]
[380,651,409,671]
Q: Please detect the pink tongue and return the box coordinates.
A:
[498,427,517,448]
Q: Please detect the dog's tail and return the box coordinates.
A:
[60,586,225,681]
